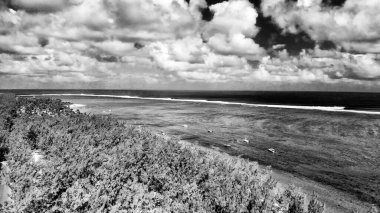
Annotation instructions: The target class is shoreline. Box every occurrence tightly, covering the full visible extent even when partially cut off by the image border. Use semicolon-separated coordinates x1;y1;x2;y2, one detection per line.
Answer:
1;96;326;212
176;139;373;212
67;97;378;211
64;96;379;210
24;93;380;115
270;166;372;212
1;96;376;212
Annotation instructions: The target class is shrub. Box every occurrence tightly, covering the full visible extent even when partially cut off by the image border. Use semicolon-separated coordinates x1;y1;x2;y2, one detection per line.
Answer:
307;194;324;213
0;97;324;212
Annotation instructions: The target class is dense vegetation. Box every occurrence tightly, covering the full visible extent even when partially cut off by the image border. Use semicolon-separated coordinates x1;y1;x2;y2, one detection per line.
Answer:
0;95;327;212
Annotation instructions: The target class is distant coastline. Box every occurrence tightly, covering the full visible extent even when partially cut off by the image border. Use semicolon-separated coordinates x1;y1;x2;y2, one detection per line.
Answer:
21;93;380;115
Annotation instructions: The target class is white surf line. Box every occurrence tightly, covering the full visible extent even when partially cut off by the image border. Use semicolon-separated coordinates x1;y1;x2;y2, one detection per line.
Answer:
20;93;380;115
69;104;86;108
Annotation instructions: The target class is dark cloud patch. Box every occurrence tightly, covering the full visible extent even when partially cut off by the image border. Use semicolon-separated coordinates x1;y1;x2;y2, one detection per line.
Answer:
284;0;297;3
198;0;316;56
134;42;144;49
193;0;227;21
0;47;18;55
0;71;19;76
185;0;214;21
254;31;278;54
204;0;228;6
0;30;11;36
199;6;214;21
199;0;317;55
95;55;120;63
318;40;336;50
116;35;157;43
38;37;49;47
254;15;315;55
13;55;27;61
248;0;262;9
8;0;80;13
248;60;260;69
322;0;346;7
0;0;11;10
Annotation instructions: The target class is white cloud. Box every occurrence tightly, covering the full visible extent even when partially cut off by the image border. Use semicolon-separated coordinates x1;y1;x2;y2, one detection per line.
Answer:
261;0;380;53
148;35;253;82
1;0;380;90
256;46;380;83
148;36;207;72
1;0;265;86
104;0;205;41
206;0;258;36
0;32;43;54
341;54;380;80
207;33;265;59
204;0;265;59
92;40;135;56
62;0;112;31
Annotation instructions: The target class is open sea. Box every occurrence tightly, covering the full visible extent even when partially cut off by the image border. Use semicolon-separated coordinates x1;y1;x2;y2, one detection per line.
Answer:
3;89;380;208
5;89;380;113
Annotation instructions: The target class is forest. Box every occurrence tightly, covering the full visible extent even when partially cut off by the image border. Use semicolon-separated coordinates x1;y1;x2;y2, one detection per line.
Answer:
0;94;326;212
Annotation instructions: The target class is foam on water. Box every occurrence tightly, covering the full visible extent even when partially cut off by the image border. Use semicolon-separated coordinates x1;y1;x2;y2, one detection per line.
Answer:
69;103;86;109
21;93;380;115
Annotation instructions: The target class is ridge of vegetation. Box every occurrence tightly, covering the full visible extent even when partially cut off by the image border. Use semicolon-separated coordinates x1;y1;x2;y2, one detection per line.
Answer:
0;95;327;212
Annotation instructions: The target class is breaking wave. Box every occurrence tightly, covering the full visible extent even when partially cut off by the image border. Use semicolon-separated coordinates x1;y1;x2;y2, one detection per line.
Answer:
69;104;86;109
21;93;380;115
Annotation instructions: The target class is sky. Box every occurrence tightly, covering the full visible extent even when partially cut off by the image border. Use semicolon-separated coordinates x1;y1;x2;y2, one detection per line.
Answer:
1;0;380;91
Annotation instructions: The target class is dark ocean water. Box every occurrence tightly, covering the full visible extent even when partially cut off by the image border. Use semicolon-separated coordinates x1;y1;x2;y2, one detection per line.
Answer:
3;89;380;112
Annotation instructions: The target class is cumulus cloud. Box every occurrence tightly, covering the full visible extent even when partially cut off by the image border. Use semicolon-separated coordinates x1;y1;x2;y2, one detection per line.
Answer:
92;40;136;56
5;0;206;44
148;36;206;72
61;0;112;31
256;46;380;83
148;35;254;82
0;0;210;84
261;0;380;53
0;32;43;54
1;0;380;90
104;0;205;41
204;0;265;59
1;0;263;86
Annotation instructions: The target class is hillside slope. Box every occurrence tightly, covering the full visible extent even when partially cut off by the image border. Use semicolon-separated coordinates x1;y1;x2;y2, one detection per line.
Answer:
0;96;326;212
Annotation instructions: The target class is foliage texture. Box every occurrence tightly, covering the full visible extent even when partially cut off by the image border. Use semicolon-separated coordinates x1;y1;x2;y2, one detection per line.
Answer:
0;96;325;212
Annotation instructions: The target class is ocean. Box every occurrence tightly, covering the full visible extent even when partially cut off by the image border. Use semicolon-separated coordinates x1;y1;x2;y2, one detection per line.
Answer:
3;89;380;206
5;89;380;114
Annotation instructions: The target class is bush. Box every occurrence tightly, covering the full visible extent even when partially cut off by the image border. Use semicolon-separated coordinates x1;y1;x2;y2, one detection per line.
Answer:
307;194;324;213
0;97;324;212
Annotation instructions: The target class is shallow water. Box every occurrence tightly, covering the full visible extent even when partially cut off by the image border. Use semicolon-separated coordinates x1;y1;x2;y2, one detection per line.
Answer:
58;96;380;206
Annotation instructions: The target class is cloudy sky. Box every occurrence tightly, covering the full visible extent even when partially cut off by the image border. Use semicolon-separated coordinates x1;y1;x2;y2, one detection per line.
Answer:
1;0;380;91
